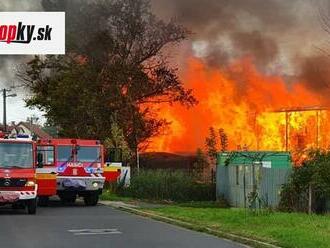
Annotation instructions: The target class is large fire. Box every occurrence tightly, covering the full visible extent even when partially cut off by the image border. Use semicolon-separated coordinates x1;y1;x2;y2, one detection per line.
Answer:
147;57;330;161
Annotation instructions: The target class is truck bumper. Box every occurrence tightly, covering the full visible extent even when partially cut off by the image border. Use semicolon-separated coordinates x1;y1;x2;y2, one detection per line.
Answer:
57;176;105;191
0;185;38;203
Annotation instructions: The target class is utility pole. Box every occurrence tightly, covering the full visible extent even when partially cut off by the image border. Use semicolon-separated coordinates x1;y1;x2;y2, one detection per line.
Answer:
136;147;140;174
285;112;289;151
2;88;17;133
3;89;6;132
316;110;320;148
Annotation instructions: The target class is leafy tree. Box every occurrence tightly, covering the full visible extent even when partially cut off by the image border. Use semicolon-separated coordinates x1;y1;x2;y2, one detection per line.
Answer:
279;149;330;213
219;128;228;152
205;127;218;165
104;121;132;162
19;0;196;160
42;123;59;138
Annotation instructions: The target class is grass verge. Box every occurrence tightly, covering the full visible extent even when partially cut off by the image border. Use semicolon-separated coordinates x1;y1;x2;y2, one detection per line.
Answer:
142;205;330;248
100;190;133;202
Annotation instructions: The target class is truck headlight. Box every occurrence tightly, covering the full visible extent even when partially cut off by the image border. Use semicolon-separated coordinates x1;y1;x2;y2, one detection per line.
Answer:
92;182;99;188
25;181;36;187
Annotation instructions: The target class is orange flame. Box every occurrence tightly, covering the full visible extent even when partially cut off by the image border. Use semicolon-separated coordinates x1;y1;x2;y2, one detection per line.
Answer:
147;57;330;160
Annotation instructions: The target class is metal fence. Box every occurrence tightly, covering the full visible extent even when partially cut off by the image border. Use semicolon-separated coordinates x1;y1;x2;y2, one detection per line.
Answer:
216;165;291;208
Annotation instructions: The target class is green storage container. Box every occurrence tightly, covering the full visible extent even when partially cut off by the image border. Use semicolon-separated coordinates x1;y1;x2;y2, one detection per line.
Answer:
216;151;292;208
217;151;292;168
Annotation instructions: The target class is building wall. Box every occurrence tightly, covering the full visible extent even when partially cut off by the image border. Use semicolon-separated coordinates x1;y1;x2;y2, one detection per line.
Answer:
217;165;291;208
216;151;292;208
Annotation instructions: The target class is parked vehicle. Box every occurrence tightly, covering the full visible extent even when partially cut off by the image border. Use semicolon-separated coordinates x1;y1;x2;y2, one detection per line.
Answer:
103;148;130;187
0;134;37;214
36;139;105;206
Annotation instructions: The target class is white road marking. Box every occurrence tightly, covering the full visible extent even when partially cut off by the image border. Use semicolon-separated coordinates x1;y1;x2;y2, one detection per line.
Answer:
73;231;122;236
68;228;122;236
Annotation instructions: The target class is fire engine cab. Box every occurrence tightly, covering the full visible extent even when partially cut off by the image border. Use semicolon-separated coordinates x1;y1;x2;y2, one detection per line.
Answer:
36;139;105;206
0;134;37;214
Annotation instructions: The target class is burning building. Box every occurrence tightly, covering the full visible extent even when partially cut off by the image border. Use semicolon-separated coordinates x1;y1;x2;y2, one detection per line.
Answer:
145;0;330;163
146;57;330;164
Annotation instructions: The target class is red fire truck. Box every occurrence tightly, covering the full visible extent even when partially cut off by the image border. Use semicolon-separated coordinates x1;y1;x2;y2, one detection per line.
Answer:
0;134;37;214
36;139;105;206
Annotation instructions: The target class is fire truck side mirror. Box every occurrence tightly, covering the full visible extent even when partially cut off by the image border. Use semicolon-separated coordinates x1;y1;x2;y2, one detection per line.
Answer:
37;153;44;168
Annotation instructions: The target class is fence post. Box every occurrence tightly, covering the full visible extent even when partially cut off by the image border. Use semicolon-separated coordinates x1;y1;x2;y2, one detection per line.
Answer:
243;170;246;209
308;183;312;214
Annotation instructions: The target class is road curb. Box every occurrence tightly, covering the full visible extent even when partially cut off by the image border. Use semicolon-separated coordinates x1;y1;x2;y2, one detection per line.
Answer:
105;203;282;248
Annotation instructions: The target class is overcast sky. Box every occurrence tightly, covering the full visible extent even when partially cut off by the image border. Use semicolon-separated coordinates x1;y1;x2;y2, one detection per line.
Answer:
0;0;44;125
0;88;45;125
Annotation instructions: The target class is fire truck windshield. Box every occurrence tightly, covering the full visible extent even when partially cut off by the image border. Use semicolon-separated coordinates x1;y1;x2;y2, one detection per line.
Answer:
77;147;101;162
57;145;101;163
57;146;73;161
0;143;33;168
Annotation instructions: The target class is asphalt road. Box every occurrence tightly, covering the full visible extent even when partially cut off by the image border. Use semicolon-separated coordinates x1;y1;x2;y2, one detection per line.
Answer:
0;201;245;248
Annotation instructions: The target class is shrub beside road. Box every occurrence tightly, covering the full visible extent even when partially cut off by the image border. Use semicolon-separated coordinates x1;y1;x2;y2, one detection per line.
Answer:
104;169;215;202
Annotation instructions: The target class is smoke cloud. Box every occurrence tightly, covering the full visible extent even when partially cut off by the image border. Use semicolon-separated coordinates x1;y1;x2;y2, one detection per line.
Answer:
0;0;41;88
300;55;330;97
0;0;329;101
151;0;330;102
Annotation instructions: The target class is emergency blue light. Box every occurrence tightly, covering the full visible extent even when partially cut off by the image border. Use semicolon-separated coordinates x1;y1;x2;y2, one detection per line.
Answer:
17;134;30;138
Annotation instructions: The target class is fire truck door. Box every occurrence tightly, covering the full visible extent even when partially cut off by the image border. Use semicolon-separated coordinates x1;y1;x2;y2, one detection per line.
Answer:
36;146;57;196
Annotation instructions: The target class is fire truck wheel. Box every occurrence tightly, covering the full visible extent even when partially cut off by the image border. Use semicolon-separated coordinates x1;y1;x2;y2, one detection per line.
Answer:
38;196;49;207
84;193;99;206
27;199;37;215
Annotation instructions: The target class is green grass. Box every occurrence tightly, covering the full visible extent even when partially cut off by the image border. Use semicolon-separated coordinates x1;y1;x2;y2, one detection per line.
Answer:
145;205;330;248
100;190;133;202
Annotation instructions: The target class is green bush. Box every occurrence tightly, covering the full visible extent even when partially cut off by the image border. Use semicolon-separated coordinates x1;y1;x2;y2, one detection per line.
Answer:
279;149;330;213
119;169;215;202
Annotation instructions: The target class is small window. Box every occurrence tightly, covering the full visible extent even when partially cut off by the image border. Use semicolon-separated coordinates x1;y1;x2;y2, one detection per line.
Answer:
37;145;54;165
236;166;239;185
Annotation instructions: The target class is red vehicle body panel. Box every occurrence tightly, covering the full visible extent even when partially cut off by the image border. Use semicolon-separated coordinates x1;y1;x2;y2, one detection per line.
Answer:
104;170;121;182
0;168;35;179
103;164;121;183
36;171;57;196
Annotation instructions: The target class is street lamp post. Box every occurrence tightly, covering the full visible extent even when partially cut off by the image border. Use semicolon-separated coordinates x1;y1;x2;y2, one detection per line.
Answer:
2;88;17;133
